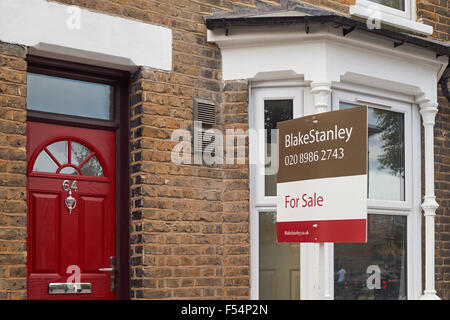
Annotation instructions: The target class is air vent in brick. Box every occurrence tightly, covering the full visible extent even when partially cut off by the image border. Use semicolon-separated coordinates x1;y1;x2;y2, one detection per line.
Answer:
193;98;216;154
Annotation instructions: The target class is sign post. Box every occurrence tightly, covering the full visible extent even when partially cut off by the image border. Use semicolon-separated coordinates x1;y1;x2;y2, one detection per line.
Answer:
277;106;368;243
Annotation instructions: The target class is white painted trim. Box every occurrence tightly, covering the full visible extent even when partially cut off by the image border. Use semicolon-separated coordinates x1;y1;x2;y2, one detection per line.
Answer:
251;78;309;89
0;0;172;71
208;27;439;67
332;81;416;104
252;86;304;208
418;101;440;300
411;103;423;299
350;0;433;36
208;25;447;103
300;243;320;299
309;81;333;301
249;85;305;300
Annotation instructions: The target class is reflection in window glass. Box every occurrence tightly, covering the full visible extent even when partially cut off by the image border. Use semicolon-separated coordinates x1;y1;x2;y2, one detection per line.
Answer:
259;212;300;300
33;150;58;173
264;100;293;197
27;73;114;120
340;103;405;201
59;166;79;175
46;141;68;165
368;0;405;10
80;155;104;177
334;215;407;300
71;142;92;166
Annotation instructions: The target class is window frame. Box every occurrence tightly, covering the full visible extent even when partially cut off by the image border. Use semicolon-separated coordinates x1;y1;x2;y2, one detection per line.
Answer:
331;90;413;210
354;0;413;20
249;82;305;300
249;81;422;300
330;88;422;300
349;0;433;36
30;138;107;180
26;55;124;130
251;85;304;208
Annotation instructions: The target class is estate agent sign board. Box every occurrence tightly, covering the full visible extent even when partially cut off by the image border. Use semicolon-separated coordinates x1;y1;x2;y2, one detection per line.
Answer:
277;107;368;243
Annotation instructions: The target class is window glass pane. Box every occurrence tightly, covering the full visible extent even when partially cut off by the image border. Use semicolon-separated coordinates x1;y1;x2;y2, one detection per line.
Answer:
27;73;114;120
33;150;58;173
264;100;293;197
368;0;405;10
259;211;300;299
46;141;68;165
334;215;407;300
81;155;104;177
60;166;79;175
340;103;405;201
71;142;92;166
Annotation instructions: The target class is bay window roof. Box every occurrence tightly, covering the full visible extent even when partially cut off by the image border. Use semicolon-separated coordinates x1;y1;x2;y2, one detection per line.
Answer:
205;0;448;104
204;0;449;57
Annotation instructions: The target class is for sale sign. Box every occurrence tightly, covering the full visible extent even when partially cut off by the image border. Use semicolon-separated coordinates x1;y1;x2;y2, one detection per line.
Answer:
277;106;368;243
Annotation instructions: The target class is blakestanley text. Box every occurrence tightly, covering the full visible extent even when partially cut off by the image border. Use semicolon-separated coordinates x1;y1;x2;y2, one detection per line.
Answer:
285;125;353;148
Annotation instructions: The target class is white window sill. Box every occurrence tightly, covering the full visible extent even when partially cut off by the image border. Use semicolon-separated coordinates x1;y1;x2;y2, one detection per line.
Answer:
350;4;433;36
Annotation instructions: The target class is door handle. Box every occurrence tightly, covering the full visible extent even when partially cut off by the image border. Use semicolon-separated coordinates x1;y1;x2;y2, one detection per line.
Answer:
98;256;115;292
98;268;113;272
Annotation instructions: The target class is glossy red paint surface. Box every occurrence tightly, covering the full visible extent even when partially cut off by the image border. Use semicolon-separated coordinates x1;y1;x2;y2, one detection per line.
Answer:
27;121;116;300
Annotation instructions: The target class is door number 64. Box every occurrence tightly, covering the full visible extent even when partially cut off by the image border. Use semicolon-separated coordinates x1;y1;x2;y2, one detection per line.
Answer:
62;180;78;192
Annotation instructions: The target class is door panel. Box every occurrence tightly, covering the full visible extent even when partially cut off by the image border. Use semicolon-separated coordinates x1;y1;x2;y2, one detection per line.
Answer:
80;196;107;272
27;122;115;300
32;193;59;273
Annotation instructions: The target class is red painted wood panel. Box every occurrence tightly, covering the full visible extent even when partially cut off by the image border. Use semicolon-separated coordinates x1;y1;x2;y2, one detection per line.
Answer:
32;193;59;273
81;196;105;272
27;121;116;300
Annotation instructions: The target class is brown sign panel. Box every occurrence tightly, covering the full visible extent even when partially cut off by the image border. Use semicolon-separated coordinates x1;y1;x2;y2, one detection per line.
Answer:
277;106;368;183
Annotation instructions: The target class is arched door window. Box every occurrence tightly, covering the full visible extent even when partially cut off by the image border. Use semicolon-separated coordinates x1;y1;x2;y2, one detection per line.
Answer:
32;139;104;177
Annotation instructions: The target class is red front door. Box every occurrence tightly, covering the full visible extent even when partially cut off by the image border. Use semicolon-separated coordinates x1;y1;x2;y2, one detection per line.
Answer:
27;121;116;300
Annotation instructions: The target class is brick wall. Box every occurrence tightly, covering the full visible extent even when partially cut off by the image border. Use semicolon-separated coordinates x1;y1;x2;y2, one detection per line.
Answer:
112;0;254;300
435;87;450;299
128;64;228;299
0;42;27;300
0;0;446;300
128;74;250;299
221;80;250;299
417;0;449;41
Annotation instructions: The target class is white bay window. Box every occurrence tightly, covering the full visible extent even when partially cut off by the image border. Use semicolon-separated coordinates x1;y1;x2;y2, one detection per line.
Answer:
207;5;447;300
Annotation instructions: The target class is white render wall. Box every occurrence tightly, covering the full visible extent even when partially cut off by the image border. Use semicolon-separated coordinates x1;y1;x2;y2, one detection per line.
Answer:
0;0;172;71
